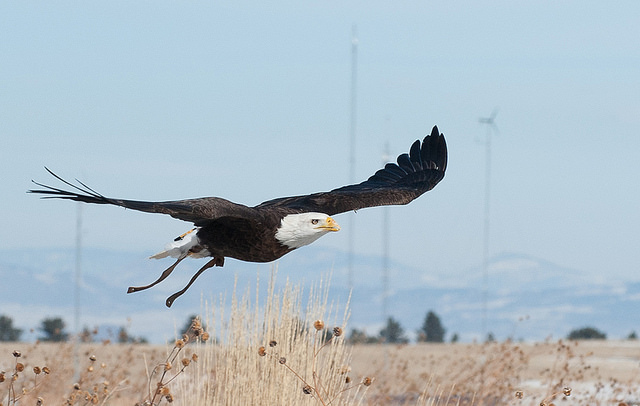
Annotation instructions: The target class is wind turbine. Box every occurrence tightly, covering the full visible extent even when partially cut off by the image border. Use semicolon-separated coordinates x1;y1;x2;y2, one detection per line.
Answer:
479;108;499;131
478;108;499;340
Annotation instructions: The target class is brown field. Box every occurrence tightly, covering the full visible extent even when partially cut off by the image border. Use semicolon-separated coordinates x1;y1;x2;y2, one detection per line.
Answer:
1;340;638;405
2;280;638;405
351;340;640;405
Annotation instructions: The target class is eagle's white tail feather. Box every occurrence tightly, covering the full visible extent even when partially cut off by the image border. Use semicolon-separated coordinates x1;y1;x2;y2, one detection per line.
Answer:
150;228;206;259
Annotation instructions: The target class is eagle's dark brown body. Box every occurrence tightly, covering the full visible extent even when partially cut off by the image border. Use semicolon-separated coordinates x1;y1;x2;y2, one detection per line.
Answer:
197;212;293;263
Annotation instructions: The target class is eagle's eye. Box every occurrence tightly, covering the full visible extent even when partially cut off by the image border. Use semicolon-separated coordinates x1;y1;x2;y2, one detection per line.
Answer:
311;219;319;225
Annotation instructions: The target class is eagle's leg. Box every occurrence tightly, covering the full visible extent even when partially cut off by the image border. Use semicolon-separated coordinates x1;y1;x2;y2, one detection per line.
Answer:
127;255;187;294
165;256;224;308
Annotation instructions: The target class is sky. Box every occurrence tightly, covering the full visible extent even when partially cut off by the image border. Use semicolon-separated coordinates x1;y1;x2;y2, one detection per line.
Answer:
2;1;640;310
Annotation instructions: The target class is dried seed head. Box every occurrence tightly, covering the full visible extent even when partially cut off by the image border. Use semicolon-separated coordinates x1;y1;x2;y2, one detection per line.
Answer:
313;320;325;331
279;357;286;365
302;384;313;395
182;334;190;343
345;376;351;384
175;339;185;349
201;331;210;341
73;383;81;390
33;366;42;375
164;362;172;371
16;362;25;372
269;340;277;347
165;394;174;403
258;346;267;356
43;366;51;374
89;354;97;362
36;396;44;406
191;353;198;362
333;327;343;337
0;372;5;383
87;365;94;372
563;387;572;396
12;350;21;357
191;318;202;330
515;390;524;399
181;358;191;367
160;386;170;396
362;376;372;386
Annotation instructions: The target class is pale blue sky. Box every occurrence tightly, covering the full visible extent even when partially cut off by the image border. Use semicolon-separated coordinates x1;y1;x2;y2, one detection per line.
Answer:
2;1;639;290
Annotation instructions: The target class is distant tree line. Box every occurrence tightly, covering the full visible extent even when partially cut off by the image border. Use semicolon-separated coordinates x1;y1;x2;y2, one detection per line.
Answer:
0;314;147;343
346;313;637;345
567;326;607;340
348;311;452;345
0;315;22;341
1;312;636;344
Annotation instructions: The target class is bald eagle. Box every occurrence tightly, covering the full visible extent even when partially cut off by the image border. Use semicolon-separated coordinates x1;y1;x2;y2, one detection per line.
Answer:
30;126;447;307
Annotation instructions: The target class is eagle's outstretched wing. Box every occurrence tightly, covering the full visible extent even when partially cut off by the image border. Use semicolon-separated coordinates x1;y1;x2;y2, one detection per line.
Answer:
256;125;447;215
30;125;446;222
29;168;262;226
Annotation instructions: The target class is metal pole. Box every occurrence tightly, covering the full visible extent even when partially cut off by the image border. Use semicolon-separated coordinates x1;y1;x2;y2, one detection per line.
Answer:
478;110;497;341
481;125;491;339
73;202;83;382
348;25;358;290
382;143;391;322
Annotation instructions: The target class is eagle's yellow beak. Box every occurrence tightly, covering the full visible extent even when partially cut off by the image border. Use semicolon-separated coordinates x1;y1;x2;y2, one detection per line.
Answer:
319;217;340;232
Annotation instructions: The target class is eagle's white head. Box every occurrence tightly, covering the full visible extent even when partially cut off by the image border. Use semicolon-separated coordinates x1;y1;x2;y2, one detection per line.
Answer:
275;212;341;249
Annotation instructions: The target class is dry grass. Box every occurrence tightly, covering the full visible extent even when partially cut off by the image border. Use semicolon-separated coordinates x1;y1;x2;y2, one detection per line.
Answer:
173;273;367;405
0;340;166;405
349;339;640;405
1;273;639;405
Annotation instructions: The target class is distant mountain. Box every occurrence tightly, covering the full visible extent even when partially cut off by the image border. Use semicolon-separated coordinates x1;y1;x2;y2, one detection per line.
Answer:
1;247;637;343
343;251;638;342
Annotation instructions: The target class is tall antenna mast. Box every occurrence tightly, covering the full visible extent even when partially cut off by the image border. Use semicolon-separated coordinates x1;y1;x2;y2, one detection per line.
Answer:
478;108;499;339
348;25;358;290
73;202;83;381
381;143;391;322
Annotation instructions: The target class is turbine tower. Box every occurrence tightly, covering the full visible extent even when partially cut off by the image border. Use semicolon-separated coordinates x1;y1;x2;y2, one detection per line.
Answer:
347;25;358;290
478;108;499;339
381;143;392;323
